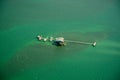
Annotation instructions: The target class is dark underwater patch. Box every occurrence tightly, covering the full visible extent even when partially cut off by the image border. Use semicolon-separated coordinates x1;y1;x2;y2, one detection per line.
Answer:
0;31;107;79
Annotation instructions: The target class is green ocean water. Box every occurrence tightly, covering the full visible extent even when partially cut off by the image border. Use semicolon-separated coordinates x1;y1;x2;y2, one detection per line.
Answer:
0;0;120;80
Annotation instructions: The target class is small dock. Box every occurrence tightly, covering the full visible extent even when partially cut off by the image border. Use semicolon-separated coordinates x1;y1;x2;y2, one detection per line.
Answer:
37;35;96;47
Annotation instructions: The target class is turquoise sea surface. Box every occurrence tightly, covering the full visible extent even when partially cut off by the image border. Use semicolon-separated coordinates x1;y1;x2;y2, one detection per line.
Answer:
0;0;120;80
